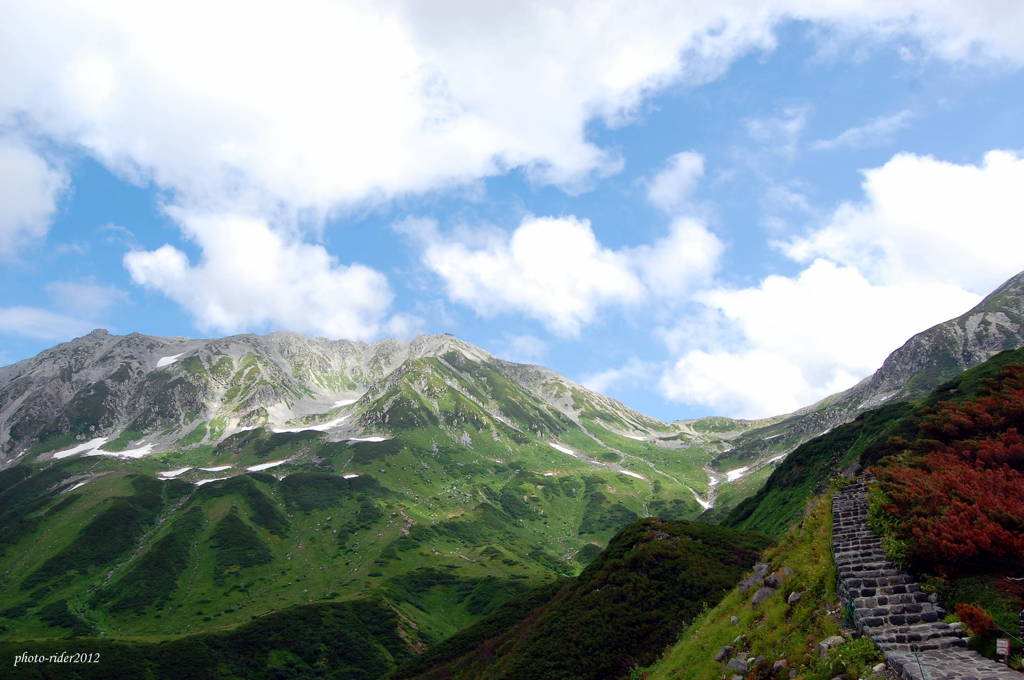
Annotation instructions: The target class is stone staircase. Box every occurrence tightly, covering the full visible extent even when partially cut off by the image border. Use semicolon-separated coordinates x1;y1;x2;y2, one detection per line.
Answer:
832;481;1022;680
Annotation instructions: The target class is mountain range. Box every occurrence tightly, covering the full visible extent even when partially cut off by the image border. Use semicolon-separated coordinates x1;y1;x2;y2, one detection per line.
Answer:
1;269;1023;679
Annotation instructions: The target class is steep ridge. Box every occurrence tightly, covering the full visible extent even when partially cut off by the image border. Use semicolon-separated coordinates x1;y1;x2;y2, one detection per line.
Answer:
713;270;1024;473
0;331;677;464
725;346;1024;535
833;481;1021;680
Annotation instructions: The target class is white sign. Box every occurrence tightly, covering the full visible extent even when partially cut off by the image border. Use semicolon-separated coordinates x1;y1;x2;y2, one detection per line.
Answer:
996;638;1010;657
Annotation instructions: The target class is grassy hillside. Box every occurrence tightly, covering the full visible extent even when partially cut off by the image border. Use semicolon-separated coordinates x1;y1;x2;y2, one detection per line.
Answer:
643;494;885;680
2;598;415;680
391;518;771;680
717;349;1024;668
0;416;719;655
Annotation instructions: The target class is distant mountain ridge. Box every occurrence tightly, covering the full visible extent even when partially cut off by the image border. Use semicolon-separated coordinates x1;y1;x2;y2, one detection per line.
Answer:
0;327;733;648
711;269;1024;473
0;330;666;463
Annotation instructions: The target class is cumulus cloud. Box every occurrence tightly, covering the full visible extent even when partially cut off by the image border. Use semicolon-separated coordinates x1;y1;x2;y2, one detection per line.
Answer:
786;150;1024;292
3;2;1024;340
629;218;724;298
660;260;980;417
0;135;68;256
661;149;1024;418
124;211;394;340
0;306;94;341
811;110;913;151
0;2;779;214
647;152;705;213
408;215;644;337
404;215;722;337
2;3;1019;213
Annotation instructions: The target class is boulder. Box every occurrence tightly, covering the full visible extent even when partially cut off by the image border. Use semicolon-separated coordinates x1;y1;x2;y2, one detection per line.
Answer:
818;635;845;658
725;657;748;673
787;590;803;605
739;563;771;593
715;646;734;662
730;615;739;625
765;567;794;589
752;586;776;605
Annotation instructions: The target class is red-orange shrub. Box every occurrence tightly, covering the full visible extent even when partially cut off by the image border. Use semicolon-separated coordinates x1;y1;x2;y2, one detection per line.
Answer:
955;603;997;638
872;363;1024;575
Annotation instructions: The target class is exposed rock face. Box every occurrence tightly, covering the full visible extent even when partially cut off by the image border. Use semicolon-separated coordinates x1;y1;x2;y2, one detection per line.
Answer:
0;331;664;462
715;270;1024;470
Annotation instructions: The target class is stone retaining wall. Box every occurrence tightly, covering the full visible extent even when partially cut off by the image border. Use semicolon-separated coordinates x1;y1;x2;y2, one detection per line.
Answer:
832;481;1021;680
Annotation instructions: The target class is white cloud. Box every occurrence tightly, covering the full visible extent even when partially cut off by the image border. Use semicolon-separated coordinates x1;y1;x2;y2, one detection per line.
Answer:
0;135;68;256
0;306;95;341
124;211;394;340
0;2;779;216
582;357;654;394
405;215;722;337
812;110;913;151
647;152;705;214
660;260;979;417
786;150;1024;293
662;149;1024;417
2;2;1024;341
2;3;1020;214
628;218;724;298
46;279;127;316
410;215;644;337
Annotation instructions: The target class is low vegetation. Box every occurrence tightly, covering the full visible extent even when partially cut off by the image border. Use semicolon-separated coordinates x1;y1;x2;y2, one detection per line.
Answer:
393;518;771;680
642;494;886;680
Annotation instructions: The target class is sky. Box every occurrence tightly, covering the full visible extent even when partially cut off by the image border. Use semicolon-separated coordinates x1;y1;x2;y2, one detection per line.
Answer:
2;2;1024;422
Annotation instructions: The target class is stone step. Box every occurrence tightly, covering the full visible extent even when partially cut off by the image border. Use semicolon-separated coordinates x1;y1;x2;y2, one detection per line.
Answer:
869;623;966;649
833;531;880;541
852;591;932;608
836;549;888;565
838;563;904;579
830;480;1019;679
833;540;884;551
886;650;1024;680
854;606;944;628
877;637;966;653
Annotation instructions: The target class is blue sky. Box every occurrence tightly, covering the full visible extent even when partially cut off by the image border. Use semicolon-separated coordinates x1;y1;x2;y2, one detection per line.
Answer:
2;3;1024;421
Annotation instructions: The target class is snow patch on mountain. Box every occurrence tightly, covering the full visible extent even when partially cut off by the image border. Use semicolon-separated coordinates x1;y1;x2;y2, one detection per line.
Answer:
88;443;156;459
726;466;749;482
247;459;290;471
52;437;108;459
549;442;576;456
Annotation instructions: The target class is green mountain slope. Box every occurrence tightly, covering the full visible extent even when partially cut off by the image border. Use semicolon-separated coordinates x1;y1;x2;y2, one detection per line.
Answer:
3;598;416;680
724;347;1024;535
391;517;770;680
642;493;883;680
0;335;754;680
